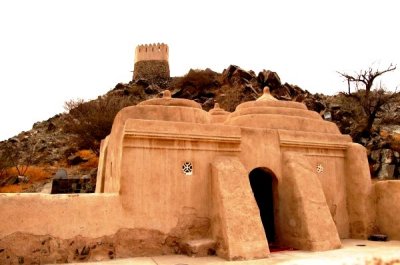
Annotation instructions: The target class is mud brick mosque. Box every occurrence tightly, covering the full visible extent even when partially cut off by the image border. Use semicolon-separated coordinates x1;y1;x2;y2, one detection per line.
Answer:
1;43;400;263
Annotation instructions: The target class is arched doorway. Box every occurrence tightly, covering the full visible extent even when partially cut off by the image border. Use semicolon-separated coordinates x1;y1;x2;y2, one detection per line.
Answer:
249;168;277;243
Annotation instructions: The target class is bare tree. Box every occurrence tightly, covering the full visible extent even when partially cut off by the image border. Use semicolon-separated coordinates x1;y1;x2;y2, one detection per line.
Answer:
338;64;396;95
2;140;38;177
337;64;399;139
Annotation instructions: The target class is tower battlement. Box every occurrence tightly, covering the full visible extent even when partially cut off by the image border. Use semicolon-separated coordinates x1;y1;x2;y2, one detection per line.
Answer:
134;43;169;63
133;43;170;80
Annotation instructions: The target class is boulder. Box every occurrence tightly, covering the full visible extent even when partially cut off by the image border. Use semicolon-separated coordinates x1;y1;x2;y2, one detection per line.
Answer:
371;163;381;176
67;154;89;165
1;175;18;186
381;149;394;164
378;164;395;180
144;84;160;94
54;169;68;179
222;65;255;85
323;111;332;121
370;150;381;162
201;98;215;111
257;70;281;90
47;122;56;132
232;68;254;82
17;175;29;183
222;65;239;80
271;85;291;100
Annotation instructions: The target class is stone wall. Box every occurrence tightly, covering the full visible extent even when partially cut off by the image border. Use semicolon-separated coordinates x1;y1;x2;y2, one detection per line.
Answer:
133;60;170;80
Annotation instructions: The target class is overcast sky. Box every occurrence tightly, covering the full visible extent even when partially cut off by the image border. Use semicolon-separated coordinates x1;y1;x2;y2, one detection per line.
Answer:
0;0;399;141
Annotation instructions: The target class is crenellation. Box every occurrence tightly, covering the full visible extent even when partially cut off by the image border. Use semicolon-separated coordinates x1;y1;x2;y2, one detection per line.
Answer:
134;43;169;63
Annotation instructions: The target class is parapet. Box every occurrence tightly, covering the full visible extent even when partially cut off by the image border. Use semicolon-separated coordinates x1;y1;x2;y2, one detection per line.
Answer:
134;43;169;63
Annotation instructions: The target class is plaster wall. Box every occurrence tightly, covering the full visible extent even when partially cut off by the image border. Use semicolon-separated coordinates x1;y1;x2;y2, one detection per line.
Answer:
211;156;268;260
226;102;353;241
99;103;210;193
279;141;350;238
134;43;169;63
345;143;375;238
0;193;123;239
374;180;400;240
279;152;341;250
1;89;394;261
118;119;241;234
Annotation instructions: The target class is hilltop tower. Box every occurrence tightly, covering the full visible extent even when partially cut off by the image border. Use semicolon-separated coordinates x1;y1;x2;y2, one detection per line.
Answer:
133;43;170;80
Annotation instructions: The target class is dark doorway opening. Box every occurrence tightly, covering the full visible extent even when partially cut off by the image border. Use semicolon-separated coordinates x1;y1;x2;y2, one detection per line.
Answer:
249;168;276;243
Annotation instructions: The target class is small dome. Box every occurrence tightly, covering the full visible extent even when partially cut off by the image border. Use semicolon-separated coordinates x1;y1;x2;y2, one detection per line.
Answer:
225;89;340;134
209;103;230;116
256;87;278;102
120;90;210;124
138;90;201;109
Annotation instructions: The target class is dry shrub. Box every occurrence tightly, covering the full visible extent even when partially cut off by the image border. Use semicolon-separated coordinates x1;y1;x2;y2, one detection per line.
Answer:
63;95;139;152
80;156;99;170
0;166;51;193
216;85;255;112
176;69;221;91
7;166;50;182
77;149;99;169
0;183;30;193
76;149;96;160
388;133;400;152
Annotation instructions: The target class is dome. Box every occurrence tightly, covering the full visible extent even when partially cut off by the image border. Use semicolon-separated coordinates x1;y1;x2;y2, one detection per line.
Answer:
119;90;210;124
224;87;340;134
137;90;201;109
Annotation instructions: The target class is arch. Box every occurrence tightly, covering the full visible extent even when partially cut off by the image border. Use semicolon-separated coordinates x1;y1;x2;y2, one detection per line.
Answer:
249;167;278;244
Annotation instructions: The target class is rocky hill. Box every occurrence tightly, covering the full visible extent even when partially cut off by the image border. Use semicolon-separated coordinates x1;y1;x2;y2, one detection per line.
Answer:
1;65;399;192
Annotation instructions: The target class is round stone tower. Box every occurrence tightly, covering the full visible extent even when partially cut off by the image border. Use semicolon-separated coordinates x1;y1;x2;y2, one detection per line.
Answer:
133;43;170;81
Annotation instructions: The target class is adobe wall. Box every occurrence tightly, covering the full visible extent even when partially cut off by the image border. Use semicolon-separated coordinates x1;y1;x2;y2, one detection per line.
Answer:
2;91;397;262
374;180;400;239
345;143;376;238
237;127;352;242
119;119;241;233
0;193;123;239
226;99;354;241
0;192;219;263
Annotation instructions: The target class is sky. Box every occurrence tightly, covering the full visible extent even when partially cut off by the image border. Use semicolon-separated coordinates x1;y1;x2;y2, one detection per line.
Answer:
0;0;399;141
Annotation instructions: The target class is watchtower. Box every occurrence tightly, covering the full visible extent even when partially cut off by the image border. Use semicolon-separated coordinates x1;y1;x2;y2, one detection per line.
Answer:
133;43;170;80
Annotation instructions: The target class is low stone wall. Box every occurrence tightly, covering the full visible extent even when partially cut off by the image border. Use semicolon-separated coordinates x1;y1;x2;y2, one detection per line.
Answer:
374;180;400;240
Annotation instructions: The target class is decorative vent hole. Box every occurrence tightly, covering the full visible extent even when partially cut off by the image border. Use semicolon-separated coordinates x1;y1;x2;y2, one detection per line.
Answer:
316;164;324;174
182;162;193;176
